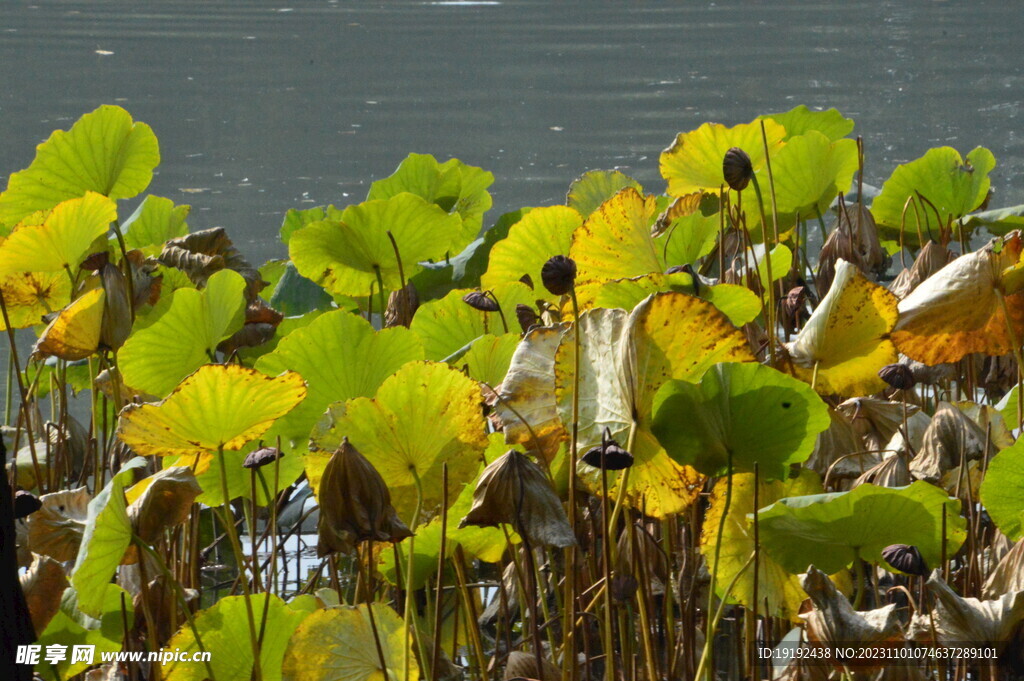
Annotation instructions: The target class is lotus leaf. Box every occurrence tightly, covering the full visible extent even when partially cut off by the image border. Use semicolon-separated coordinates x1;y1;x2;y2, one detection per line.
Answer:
279;204;343;245
0;268;71;330
460;333;521;387
702;470;824;620
0;105;158;228
0;192;117;275
659;119;786;198
19;553;67;636
125;466;202;544
979;438;1024;541
570;188;663;284
32;288;105;361
117;364;306;457
892;233;1024;365
652;362;829;480
118;268;248;397
255;309;423;449
27;487;91;562
308;361;488;525
71;457;147;617
282;604;417;681
870;146;996;242
480;205;581;300
759;105;855;141
661;205;720;267
757;481;966;575
121;195;190;253
566;169;643;217
367;152;493;254
34;586;132;681
767;131;858;218
164;594;311;681
787;259;899;395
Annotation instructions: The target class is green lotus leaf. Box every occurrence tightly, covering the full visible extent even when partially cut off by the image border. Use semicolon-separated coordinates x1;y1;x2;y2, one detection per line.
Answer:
652;362;829;479
480;205;581;301
117;364;307;458
964;202;1024;236
460;333;521;387
0;192;117;275
121;195;190;253
701;469;824;620
566;169;643;217
759;105;855;142
546;293;754;516
769;132;858;217
119;268;248;397
255;309;424;449
164;594;311;681
379;433;518;589
757;481;967;574
570;187;666;284
308;361;488;526
979;438;1024;540
269;262;334;317
282;604;417;681
176;445;306;507
290;193;463;298
70;457;147;618
410;282;533;361
279;204;343;245
754;243;793;290
659;119;786;198
368;153;494;254
0;105;159;228
870;146;996;242
661;206;720;266
35;586;132;681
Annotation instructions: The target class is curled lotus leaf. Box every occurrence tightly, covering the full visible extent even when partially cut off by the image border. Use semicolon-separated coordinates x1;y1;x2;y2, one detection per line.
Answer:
892;232;1024;365
281;604;417;681
0;105;158;229
125;466;202;545
787;259;899;395
909;571;1024;654
32;288;106;361
159;226;265;299
27;486;92;562
20;553;68;636
117;364;307;457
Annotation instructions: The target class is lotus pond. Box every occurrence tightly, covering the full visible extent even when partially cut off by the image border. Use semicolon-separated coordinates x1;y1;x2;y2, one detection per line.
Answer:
5;104;1024;681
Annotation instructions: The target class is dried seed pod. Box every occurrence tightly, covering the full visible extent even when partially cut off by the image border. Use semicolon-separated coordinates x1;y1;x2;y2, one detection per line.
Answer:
581;427;634;471
243;446;283;469
878;363;915;391
610;574;639;602
881;543;928;576
463;290;500;312
316;437;412;556
13;490;42;519
99;262;133;351
539;255;577;296
460;449;575;548
385;282;419;328
515;304;540;334
503;651;561;681
722;147;754;191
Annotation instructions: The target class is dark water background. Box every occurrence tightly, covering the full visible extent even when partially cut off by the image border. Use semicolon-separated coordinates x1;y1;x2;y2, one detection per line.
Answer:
2;0;1023;267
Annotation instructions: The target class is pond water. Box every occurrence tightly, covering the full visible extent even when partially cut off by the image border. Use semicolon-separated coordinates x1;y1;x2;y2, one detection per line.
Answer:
2;0;1023;267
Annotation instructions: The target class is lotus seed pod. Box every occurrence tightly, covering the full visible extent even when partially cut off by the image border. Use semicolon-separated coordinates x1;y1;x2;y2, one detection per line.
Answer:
242;446;283;470
540;255;577;296
581;429;634;471
13;490;41;519
881;543;928;576
99;262;133;351
462;290;500;312
878;363;916;391
722;147;754;191
515;303;540;334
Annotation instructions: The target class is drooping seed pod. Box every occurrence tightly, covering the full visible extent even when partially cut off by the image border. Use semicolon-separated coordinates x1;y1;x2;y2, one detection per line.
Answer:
723;147;754;191
463;290;500;312
540;255;577;296
243;446;284;469
515;304;540;334
13;490;42;519
878;363;916;391
316;437;412;556
385;281;419;328
581;427;634;471
460;449;575;548
881;543;928;576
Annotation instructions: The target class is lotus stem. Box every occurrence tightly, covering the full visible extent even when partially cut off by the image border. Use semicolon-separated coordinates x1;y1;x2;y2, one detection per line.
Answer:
430;463;449;681
404;467;427;681
563;285;583;681
697;448;734;681
373;265;387;331
386;230;407;290
216;444;262;681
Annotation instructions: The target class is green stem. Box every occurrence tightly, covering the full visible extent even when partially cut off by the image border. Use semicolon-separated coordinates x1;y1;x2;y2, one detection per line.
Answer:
697;449;734;681
373;265;388;331
564;286;583;681
404;468;427;681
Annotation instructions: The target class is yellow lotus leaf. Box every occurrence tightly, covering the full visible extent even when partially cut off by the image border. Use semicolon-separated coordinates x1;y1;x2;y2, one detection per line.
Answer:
282;604;417;681
27;487;92;562
787;259;898;395
117;364;307;456
0;268;71;330
32;288;106;361
0;192;117;275
308;361;488;526
701;469;825;620
892;233;1024;365
481;205;581;301
547;293;753;516
659;119;786;197
569;187;663;284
